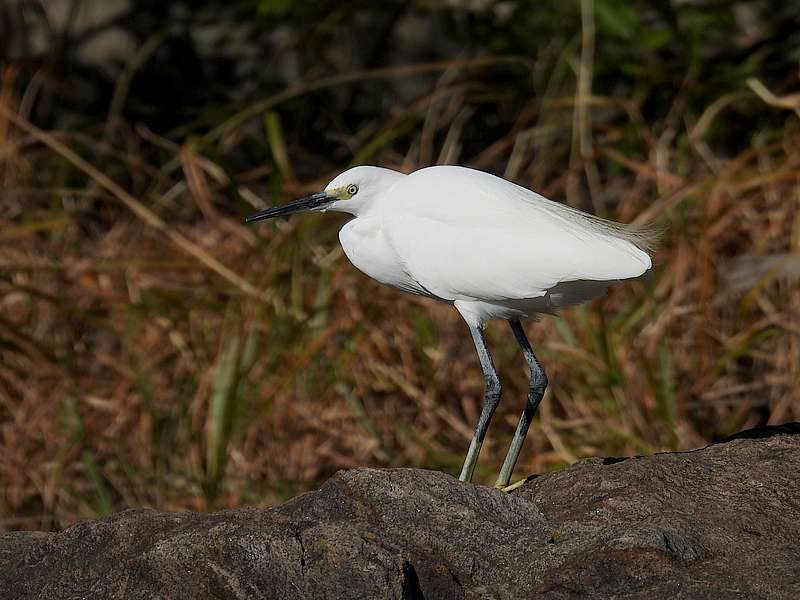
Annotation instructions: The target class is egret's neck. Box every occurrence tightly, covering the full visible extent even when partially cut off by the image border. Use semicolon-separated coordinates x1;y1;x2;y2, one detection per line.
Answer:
329;189;394;217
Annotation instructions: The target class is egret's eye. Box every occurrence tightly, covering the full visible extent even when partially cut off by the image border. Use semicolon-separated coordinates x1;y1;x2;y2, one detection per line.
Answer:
347;184;359;196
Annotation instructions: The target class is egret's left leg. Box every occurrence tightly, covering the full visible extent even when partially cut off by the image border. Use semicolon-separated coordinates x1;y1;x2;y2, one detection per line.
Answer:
495;319;548;488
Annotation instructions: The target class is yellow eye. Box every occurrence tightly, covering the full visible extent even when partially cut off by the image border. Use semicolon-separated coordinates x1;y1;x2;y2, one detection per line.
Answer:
347;184;359;196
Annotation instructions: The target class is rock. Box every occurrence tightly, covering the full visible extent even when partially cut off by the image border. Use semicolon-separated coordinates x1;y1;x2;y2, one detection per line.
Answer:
1;423;799;599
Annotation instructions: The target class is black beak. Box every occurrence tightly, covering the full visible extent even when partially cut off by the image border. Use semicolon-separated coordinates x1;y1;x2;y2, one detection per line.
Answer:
245;192;333;223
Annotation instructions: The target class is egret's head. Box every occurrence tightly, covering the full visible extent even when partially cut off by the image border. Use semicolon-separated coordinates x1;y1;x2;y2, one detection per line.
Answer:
246;166;404;223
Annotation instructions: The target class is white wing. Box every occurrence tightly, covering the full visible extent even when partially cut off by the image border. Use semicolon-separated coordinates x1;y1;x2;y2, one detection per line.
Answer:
381;166;653;302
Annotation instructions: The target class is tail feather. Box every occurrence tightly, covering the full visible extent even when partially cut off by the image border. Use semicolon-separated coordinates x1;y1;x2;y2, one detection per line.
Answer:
619;219;665;252
525;188;665;253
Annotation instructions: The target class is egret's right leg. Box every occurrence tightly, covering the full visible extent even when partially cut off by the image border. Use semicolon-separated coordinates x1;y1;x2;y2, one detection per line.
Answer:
495;319;548;488
459;323;502;482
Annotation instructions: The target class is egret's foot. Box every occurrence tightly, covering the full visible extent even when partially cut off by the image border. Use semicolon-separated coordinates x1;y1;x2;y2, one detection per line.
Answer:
496;475;535;493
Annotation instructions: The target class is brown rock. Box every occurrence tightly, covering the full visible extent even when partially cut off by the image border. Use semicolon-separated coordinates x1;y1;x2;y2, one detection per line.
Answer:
1;423;798;599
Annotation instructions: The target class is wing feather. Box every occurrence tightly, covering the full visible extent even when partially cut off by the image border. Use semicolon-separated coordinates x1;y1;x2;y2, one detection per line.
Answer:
381;166;653;302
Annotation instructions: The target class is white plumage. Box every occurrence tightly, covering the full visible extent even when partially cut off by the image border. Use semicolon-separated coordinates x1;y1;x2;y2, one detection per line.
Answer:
248;164;658;488
332;165;654;326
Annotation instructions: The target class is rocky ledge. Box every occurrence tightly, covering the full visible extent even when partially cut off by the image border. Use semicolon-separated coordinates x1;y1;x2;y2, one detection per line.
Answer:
1;424;799;599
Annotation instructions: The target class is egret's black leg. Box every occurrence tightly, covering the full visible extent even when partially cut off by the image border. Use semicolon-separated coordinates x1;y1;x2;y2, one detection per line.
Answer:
496;319;548;488
459;323;503;482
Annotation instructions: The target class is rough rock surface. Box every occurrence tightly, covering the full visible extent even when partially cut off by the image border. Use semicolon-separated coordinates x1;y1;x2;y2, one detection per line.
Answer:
1;424;799;599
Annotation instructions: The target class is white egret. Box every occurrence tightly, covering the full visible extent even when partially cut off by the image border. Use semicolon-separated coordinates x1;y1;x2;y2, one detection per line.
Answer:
247;165;657;488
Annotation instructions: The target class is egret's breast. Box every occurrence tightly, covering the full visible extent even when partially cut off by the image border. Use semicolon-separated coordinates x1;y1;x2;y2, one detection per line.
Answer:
338;217;428;296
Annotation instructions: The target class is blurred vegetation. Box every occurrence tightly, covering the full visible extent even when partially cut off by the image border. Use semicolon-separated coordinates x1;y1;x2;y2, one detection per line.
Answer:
1;0;798;530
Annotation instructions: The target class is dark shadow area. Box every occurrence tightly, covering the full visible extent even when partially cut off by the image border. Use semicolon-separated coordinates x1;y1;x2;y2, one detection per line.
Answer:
597;423;799;465
602;456;630;465
720;422;800;443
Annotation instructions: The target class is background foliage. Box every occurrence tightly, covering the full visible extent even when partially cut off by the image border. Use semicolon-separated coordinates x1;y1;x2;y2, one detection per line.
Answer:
1;0;798;530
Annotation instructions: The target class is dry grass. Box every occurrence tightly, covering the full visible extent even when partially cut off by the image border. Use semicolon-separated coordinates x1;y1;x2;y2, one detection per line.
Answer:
1;61;798;531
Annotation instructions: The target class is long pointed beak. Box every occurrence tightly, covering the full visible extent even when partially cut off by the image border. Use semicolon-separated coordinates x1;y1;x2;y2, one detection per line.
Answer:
245;192;333;223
